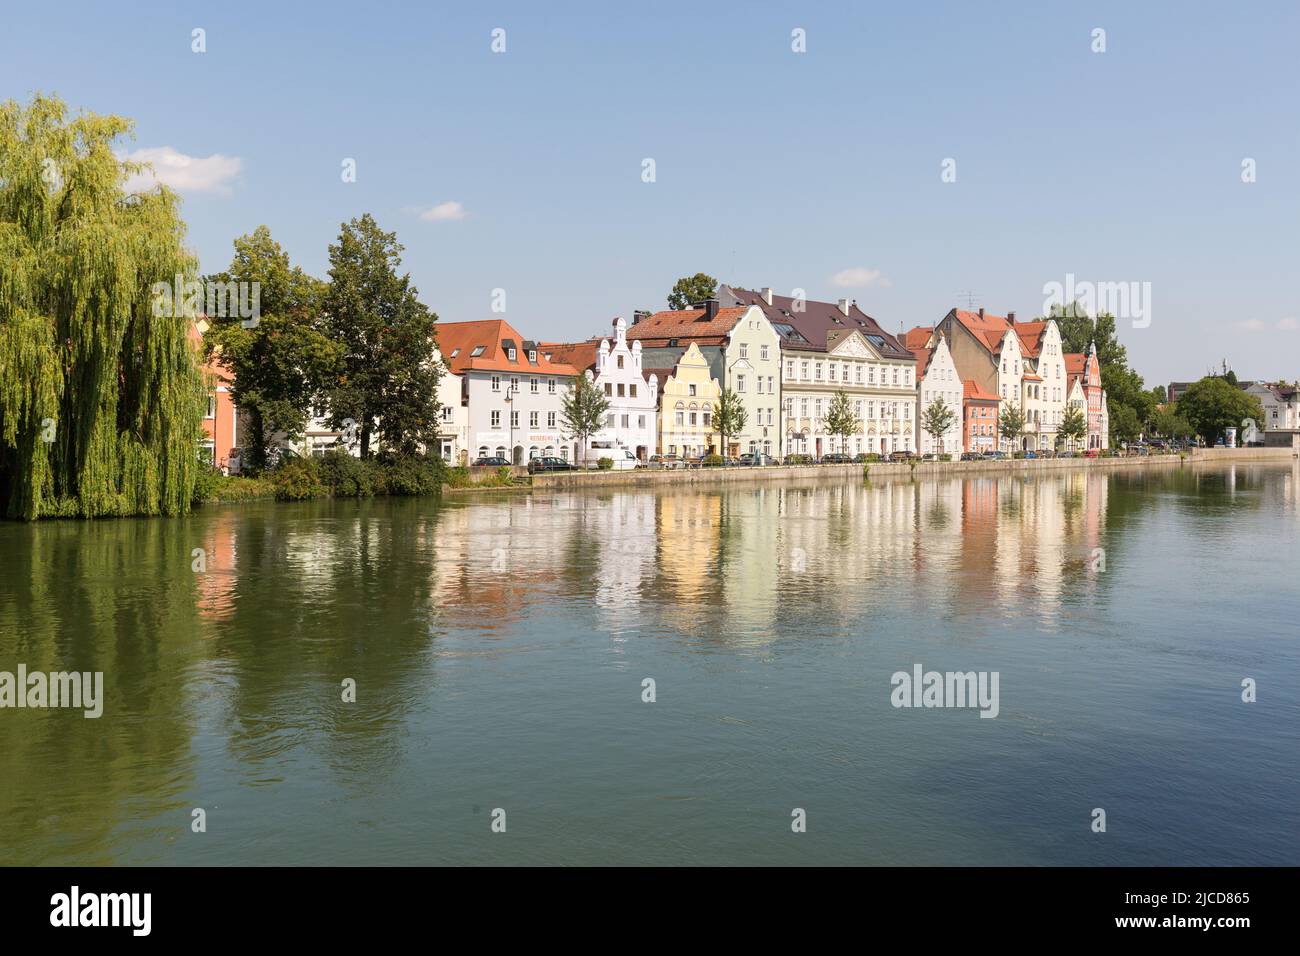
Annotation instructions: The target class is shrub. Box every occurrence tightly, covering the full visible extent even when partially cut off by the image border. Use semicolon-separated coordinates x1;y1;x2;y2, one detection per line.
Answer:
703;454;723;467
383;455;444;496
940;454;953;462
597;457;614;470
272;458;326;500
863;453;882;463
319;449;378;497
191;465;222;504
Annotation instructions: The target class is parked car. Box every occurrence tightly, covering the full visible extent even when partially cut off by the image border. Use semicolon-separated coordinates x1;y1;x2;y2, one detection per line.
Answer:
920;453;942;462
983;451;1007;461
648;454;684;469
888;451;916;463
1056;449;1074;458
1084;448;1100;458
474;456;511;467
738;453;778;467
960;452;982;462
527;456;576;473
819;453;854;465
589;447;641;470
1023;450;1038;459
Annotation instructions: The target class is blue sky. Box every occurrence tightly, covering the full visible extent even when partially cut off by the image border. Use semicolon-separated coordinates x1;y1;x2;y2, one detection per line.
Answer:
4;1;1297;384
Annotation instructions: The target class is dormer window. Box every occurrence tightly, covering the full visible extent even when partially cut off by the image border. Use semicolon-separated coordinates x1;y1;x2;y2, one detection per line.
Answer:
507;347;517;361
528;350;537;363
470;346;485;357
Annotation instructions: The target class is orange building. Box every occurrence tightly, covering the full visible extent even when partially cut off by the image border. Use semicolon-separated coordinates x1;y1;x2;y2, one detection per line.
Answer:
190;319;240;473
962;379;999;453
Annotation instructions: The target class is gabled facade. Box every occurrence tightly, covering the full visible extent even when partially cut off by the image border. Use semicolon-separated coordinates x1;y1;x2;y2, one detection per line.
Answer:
544;317;659;460
1065;343;1107;449
626;302;780;457
647;342;722;457
718;286;916;456
962;380;999;453
914;334;963;455
1245;382;1300;432
438;319;579;464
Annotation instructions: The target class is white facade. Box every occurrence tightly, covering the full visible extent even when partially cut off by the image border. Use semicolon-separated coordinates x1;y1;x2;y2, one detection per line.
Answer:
435;347;469;464
1246;382;1300;432
584;318;659;461
915;336;963;455
466;368;573;463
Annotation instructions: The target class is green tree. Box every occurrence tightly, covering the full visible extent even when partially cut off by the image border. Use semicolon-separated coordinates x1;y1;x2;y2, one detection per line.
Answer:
1150;405;1192;440
204;227;339;471
0;94;207;519
667;272;718;311
998;404;1026;452
1058;406;1087;451
713;387;748;457
1109;403;1141;445
824;390;861;454
1150;384;1168;404
1176;377;1264;444
322;214;440;459
559;373;608;467
921;396;957;453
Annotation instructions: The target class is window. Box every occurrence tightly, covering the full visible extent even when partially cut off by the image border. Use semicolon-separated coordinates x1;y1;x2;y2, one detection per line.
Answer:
760;345;769;361
621;414;629;428
800;399;808;417
530;378;539;393
689;384;697;396
491;376;500;392
815;363;823;381
676;411;685;426
205;394;216;419
801;361;809;380
786;360;794;379
855;365;863;384
442;406;453;422
548;412;556;428
496;446;506;458
605;383;613;396
617;355;624;369
451;348;461;358
617;383;625;398
638;415;645;428
507;347;517;361
737;375;746;392
703;412;711;427
471;345;485;357
548;379;556;393
629;384;637;398
511;411;519;428
768;376;774;394
689;412;697;425
491;410;501;427
740;344;748;359
530;411;539;428
528;350;537;363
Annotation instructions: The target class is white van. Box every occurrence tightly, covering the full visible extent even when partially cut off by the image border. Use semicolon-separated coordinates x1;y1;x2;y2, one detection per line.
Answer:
588;443;642;470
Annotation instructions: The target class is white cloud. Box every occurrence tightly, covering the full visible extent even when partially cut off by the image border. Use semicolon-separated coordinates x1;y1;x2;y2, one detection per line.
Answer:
830;267;891;289
1234;317;1296;333
120;146;242;196
418;201;466;222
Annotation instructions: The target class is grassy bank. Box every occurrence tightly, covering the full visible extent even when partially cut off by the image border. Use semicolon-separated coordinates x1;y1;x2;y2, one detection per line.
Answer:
192;451;456;506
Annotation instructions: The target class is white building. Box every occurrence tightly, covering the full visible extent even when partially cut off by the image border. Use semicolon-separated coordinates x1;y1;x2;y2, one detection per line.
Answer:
434;345;469;464
543;318;659;461
437;319;579;464
1245;382;1300;433
912;334;963;455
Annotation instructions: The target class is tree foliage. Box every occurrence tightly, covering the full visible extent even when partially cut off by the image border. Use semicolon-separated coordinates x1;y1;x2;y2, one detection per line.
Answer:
203;227;338;471
713;387;747;455
322;214;440;458
1058;406;1087;450
824;390;861;453
1176;377;1264;444
559;372;608;466
998;404;1026;448
921;396;957;451
667;272;718;311
0;94;206;518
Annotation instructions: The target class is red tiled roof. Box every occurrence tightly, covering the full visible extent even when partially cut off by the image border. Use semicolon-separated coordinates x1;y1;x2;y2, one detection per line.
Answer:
910;346;934;379
436;319;579;376
904;326;933;350
963;379;999;402
1064;352;1086;377
623;306;748;347
1013;320;1048;357
722;286;914;361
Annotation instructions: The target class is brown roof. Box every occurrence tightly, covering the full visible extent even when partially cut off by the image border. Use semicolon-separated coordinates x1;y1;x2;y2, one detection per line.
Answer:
721;286;913;361
436;320;579;376
540;339;601;374
1013;320;1048;357
623;306;748;347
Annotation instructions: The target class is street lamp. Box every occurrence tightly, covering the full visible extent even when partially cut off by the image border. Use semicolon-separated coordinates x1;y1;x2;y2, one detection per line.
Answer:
505;383;518;464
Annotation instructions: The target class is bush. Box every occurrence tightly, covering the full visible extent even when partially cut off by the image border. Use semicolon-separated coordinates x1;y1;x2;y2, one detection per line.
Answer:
272;458;327;500
191;465;222;505
597;457;614;470
863;453;882;463
786;454;812;465
319;449;379;497
940;454;953;462
383;455;445;496
703;454;723;467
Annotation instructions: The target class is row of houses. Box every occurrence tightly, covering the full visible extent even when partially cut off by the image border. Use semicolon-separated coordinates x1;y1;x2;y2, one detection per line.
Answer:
196;288;1113;469
428;287;1110;465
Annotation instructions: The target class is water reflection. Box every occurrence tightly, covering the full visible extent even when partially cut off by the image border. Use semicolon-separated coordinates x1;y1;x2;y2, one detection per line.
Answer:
0;462;1290;864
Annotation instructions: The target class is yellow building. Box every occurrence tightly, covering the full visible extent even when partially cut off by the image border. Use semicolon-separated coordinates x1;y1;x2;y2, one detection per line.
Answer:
648;342;723;456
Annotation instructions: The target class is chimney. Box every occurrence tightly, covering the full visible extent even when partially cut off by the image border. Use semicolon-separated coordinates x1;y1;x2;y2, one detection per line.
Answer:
761;287;773;306
837;298;850;316
698;299;719;321
978;307;985;320
1007;311;1016;324
632;309;650;325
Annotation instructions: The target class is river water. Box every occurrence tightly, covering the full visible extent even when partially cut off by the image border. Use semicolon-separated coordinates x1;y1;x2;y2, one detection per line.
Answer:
1;462;1296;865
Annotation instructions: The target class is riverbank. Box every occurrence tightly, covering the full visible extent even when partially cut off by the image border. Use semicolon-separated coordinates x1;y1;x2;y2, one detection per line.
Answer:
519;446;1298;492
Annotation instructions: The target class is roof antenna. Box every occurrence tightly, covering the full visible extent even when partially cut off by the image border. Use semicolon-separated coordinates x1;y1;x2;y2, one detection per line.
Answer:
957;289;980;309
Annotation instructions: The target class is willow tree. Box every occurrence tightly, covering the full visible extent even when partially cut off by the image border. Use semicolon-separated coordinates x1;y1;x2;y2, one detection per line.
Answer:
0;94;207;519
